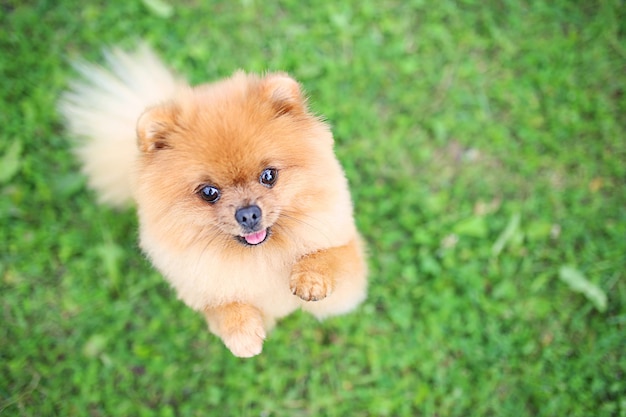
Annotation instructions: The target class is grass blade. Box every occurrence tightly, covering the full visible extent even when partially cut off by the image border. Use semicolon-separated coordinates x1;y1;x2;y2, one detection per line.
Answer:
559;265;608;312
491;212;521;257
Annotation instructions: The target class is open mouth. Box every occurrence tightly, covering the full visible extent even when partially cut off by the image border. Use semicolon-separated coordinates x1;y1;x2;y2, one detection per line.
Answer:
237;228;269;246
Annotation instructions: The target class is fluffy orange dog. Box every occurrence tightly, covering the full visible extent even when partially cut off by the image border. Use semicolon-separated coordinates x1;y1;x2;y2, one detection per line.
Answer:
59;45;367;357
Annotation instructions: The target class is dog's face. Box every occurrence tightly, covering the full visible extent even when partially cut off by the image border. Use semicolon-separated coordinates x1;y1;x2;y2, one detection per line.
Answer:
134;72;339;252
195;165;279;246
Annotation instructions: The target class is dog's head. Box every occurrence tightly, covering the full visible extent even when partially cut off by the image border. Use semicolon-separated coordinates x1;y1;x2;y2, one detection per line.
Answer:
134;72;342;253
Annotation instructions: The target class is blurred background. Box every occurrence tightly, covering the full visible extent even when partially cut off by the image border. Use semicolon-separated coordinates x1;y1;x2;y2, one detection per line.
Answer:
1;1;624;416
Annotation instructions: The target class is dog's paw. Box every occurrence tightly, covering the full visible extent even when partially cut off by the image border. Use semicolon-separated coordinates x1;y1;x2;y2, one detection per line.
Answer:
290;271;332;302
222;318;266;358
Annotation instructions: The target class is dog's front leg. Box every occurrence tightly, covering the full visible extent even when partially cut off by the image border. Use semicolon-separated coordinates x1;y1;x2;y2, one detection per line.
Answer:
290;237;364;302
204;302;266;358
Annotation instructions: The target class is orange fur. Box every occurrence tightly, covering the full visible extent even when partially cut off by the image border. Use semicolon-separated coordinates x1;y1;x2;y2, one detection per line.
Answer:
59;46;367;357
204;303;267;358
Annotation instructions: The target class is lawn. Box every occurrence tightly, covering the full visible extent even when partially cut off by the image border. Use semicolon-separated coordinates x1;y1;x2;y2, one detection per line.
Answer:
1;0;625;416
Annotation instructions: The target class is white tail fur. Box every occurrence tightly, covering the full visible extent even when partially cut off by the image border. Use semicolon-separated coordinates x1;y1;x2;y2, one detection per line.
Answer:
58;44;184;207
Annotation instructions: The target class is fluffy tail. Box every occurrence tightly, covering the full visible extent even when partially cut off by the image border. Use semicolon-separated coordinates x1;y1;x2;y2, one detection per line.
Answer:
58;44;184;208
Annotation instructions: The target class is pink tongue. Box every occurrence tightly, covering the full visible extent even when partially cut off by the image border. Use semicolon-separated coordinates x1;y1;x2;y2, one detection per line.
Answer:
244;229;267;245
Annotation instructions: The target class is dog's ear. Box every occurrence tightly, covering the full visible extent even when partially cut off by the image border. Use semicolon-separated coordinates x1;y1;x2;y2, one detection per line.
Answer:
137;104;178;152
262;73;307;116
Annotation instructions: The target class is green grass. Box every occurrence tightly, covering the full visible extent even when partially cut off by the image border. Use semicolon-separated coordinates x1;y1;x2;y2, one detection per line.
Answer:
2;0;625;416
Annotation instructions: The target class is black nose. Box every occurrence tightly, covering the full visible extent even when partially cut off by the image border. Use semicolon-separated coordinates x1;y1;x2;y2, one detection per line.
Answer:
235;205;262;230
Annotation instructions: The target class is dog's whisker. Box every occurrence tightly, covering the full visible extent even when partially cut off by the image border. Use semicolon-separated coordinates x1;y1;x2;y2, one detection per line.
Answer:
275;207;333;245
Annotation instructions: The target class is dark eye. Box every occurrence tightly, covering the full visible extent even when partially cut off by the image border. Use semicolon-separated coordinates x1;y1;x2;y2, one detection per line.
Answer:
198;185;221;203
260;168;278;187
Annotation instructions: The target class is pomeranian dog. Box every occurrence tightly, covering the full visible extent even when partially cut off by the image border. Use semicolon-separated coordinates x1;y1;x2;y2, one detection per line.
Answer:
58;45;367;357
